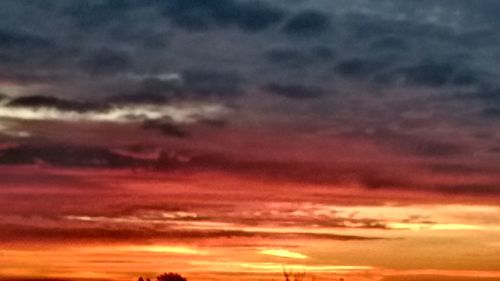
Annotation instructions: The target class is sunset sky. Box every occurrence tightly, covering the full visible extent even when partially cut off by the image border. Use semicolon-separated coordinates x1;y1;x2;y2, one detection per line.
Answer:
1;1;500;281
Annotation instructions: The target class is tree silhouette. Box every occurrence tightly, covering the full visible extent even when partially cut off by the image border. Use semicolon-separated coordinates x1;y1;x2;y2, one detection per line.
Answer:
156;272;187;281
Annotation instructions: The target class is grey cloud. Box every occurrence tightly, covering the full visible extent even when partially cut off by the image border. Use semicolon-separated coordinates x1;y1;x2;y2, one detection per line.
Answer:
480;107;500;119
182;68;244;97
457;88;500;105
334;58;385;79
64;0;141;29
282;10;331;36
79;48;132;76
108;69;244;103
265;48;312;67
0;28;53;50
0;28;67;77
263;83;325;99
393;62;457;87
109;78;180;104
161;0;285;32
264;45;335;67
344;11;454;42
309;45;336;60
370;36;409;52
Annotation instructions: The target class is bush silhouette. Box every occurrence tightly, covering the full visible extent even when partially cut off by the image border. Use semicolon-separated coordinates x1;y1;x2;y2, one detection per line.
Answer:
156;272;187;281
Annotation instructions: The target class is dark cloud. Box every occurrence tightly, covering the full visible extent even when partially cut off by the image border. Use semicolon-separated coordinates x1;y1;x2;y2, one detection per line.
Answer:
0;28;66;77
6;95;105;112
347;128;468;157
0;223;383;243
394;62;456;87
0;143;496;197
370;36;409;52
309;45;336;60
108;69;243;103
142;119;189;138
78;48;131;76
264;48;312;67
368;60;484;89
161;0;285;32
282;10;331;36
426;163;495;175
197;118;228;128
0;72;61;85
489;147;500;154
467;88;500;103
263;83;325;99
108;78;181;104
480;107;500;119
0;144;152;168
0;28;53;50
435;183;500;196
345;12;453;42
182;68;244;97
334;58;383;79
264;45;335;67
358;173;412;190
64;0;141;29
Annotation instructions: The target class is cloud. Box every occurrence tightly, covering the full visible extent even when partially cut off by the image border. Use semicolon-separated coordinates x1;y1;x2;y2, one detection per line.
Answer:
346;128;468;157
78;48;132;76
434;183;500;196
0;222;383;243
370;36;409;52
282;10;331;36
264;45;335;67
263;83;325;99
142;118;189;138
480;107;500;119
393;62;457;87
0;28;53;50
334;58;384;79
0;94;228;123
6;95;105;113
0;144;152;168
425;163;495;175
181;68;244;97
161;0;285;32
264;48;312;67
64;0;141;29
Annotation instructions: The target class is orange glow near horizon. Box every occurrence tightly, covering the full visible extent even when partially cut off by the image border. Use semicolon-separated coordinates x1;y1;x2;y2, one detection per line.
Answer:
1;168;500;281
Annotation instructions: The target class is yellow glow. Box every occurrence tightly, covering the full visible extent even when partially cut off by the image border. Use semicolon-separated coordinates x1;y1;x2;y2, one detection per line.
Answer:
107;245;206;255
190;261;373;273
387;222;483;231
260;249;308;259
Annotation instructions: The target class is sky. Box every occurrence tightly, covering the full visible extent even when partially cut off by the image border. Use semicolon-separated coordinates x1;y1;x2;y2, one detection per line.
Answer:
1;1;500;281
